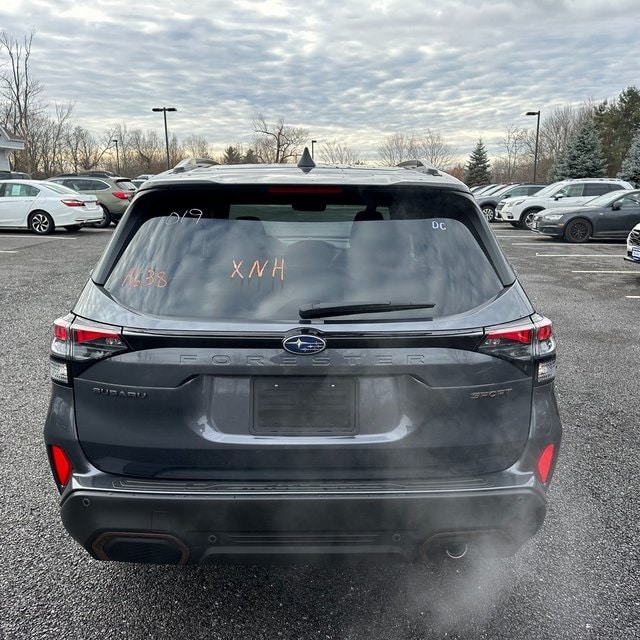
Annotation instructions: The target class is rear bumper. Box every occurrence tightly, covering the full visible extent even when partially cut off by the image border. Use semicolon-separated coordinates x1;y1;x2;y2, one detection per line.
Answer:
60;477;547;564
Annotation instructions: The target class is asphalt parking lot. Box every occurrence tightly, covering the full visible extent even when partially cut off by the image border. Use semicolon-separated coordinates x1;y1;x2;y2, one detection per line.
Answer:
0;223;639;640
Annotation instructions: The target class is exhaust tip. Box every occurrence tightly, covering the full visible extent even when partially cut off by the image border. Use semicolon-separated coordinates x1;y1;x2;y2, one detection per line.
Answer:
445;542;468;560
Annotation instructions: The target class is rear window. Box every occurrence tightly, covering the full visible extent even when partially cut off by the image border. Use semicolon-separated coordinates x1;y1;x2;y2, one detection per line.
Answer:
115;179;137;191
103;188;503;322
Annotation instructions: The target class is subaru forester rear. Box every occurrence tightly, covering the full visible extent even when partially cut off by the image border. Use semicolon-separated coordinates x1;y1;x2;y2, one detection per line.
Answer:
44;153;561;565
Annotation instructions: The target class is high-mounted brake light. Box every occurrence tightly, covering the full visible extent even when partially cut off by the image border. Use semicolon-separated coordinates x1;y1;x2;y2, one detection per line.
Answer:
536;444;556;484
49;445;73;488
267;186;343;194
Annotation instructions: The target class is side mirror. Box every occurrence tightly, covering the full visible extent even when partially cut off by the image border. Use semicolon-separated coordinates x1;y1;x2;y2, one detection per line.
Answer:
612;201;622;210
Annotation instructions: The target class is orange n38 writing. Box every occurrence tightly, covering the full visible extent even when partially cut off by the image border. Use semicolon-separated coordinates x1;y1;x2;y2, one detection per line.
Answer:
122;268;168;288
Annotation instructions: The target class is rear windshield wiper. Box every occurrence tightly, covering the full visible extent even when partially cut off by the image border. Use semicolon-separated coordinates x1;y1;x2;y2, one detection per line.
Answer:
298;301;436;319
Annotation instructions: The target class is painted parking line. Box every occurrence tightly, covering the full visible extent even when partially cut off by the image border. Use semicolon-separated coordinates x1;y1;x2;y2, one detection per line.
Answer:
0;250;17;253
571;270;636;274
626;296;640;299
535;253;625;258
0;235;77;240
510;242;558;246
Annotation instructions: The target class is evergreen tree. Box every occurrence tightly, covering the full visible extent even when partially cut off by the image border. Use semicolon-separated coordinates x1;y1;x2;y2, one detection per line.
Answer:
464;139;491;185
243;148;259;164
550;119;607;179
594;86;640;176
222;146;243;164
618;127;640;186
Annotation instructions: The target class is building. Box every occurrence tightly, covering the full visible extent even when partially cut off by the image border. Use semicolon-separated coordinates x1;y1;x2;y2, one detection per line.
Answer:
0;126;25;172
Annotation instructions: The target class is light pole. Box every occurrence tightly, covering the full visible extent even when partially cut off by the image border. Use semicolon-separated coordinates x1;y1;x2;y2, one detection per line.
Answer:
311;139;317;159
152;107;177;169
112;139;119;174
526;110;541;181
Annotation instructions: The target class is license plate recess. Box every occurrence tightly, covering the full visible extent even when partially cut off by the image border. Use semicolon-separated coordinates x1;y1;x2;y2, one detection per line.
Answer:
252;377;358;436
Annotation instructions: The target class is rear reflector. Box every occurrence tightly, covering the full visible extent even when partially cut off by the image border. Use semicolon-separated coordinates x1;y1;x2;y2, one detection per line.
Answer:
536;444;556;484
49;359;69;384
50;445;72;487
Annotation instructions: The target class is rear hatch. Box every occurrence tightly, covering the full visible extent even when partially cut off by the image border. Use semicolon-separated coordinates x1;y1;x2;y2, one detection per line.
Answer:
62;184;550;481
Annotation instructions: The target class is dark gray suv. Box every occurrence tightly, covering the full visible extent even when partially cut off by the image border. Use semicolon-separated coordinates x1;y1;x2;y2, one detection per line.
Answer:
44;152;561;565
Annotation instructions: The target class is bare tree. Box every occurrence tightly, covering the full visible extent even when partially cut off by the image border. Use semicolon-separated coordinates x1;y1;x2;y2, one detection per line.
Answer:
413;130;457;170
130;128;164;173
320;140;361;164
378;130;456;169
64;125;103;172
377;132;417;166
182;134;210;159
496;125;529;181
251;114;309;163
0;30;47;172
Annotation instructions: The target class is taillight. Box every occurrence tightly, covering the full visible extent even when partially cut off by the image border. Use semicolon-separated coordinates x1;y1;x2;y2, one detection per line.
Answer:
61;198;87;207
536;443;556;484
112;191;132;200
49;445;73;488
50;315;128;384
478;316;556;383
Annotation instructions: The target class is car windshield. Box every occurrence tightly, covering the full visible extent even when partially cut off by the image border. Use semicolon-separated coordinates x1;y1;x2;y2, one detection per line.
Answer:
104;189;503;322
483;184;514;197
529;182;565;198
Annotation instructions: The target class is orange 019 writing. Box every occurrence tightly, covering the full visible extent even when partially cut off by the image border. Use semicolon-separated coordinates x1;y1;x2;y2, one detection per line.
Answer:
122;268;168;288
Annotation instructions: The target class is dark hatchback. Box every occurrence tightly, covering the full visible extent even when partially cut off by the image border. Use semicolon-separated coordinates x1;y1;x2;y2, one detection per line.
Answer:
44;154;561;565
530;189;640;242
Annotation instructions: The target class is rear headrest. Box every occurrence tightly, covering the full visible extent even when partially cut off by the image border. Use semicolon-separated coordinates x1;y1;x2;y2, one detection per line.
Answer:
353;209;384;222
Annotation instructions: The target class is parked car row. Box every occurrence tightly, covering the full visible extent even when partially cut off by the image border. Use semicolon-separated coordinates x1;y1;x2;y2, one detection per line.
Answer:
0;171;158;234
476;183;548;222
0;179;103;234
496;178;633;229
47;174;138;227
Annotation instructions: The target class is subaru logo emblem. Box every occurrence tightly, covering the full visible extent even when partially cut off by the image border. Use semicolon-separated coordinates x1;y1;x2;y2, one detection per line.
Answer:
283;334;327;355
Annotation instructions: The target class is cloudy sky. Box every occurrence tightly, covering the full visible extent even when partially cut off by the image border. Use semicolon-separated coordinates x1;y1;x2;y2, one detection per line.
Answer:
1;0;639;162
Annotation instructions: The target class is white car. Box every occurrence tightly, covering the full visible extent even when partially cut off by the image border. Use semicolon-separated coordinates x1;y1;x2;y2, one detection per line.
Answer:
498;178;634;229
0;179;103;234
625;222;640;265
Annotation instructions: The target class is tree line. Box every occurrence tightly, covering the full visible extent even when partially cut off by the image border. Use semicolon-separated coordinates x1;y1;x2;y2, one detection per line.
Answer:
2;30;640;186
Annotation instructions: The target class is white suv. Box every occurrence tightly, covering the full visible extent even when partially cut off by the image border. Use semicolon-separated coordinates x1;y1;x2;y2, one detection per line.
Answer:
498;178;634;229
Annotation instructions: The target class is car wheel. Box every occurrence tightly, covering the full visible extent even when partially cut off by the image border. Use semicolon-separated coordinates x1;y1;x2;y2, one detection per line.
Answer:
564;218;592;243
481;206;496;223
521;209;542;230
93;205;112;228
64;225;82;232
29;211;54;235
